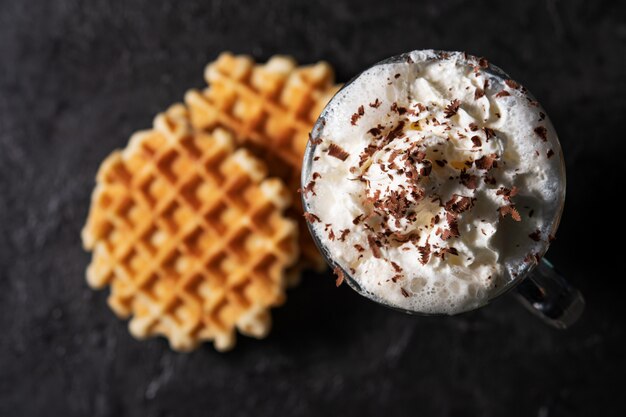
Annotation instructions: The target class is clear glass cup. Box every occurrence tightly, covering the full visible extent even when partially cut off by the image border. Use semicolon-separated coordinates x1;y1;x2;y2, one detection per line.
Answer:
301;50;584;328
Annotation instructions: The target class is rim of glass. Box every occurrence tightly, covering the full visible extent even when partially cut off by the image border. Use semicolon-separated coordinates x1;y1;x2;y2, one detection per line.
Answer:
301;50;566;316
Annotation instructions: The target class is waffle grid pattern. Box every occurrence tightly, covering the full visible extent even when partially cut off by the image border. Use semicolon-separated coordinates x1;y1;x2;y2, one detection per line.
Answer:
185;52;340;270
82;107;298;351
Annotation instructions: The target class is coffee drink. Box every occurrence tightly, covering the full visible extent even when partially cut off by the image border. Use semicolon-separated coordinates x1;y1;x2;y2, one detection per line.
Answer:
302;50;564;314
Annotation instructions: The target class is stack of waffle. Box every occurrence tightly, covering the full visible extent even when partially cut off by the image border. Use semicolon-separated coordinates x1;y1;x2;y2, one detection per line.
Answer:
83;54;339;351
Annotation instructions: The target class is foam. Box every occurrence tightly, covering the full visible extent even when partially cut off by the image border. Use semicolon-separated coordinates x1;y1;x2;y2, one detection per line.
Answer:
303;50;565;314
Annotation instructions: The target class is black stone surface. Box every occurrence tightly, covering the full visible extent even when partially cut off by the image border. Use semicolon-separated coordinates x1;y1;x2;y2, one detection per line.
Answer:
1;1;625;416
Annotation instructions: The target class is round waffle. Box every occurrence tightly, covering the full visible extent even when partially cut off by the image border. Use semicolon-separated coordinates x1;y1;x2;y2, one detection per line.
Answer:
82;105;298;351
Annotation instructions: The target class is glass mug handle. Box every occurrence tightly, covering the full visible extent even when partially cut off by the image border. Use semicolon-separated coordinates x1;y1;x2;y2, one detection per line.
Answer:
514;259;585;329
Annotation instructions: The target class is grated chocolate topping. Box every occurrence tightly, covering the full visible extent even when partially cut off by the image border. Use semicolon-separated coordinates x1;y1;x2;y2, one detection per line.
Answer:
328;143;350;161
444;99;461;118
351;105;365;125
534;126;548;142
333;267;345;287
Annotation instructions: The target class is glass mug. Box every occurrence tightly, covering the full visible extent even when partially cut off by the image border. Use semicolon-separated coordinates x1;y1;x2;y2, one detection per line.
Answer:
301;50;584;328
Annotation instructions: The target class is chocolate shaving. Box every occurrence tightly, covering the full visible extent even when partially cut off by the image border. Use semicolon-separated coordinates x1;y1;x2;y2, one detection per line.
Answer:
400;288;410;298
352;214;364;225
385;120;406;142
390;231;419;243
367;235;382;258
547;149;554;158
495;90;511;98
548;234;556;242
379;189;411;221
534;126;548;142
446;213;459;232
435;160;446;167
303;212;321;223
435;246;459;260
474;88;485;100
338;229;350;242
445;212;460;239
528;229;541;241
388;149;401;165
328;143;350;161
539;112;546;121
444;99;461;118
496;186;519;202
460;171;479;189
354;244;365;252
419;160;432;176
301;180;316;196
368;126;382;136
391;261;403;273
478;57;489;68
328;228;335;241
483;127;495;140
333;267;345;287
418;242;431;265
409;148;425;162
391;102;407;115
471;135;482;148
498;205;521;221
359;144;378;167
445;194;474;214
505;79;520;89
469;122;479;131
369;98;381;108
474;153;497;170
309;133;323;145
350;105;365;126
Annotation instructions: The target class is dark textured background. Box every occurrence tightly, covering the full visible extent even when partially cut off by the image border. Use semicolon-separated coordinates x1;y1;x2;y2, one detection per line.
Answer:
1;0;625;416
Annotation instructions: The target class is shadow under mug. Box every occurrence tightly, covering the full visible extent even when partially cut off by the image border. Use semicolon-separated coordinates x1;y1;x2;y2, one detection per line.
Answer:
301;50;584;328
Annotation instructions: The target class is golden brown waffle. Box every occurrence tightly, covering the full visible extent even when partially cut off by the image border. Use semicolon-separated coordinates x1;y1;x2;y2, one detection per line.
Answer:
82;105;298;352
185;52;340;271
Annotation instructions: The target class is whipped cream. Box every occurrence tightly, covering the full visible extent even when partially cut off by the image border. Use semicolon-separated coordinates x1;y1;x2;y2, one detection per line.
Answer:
302;50;565;314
